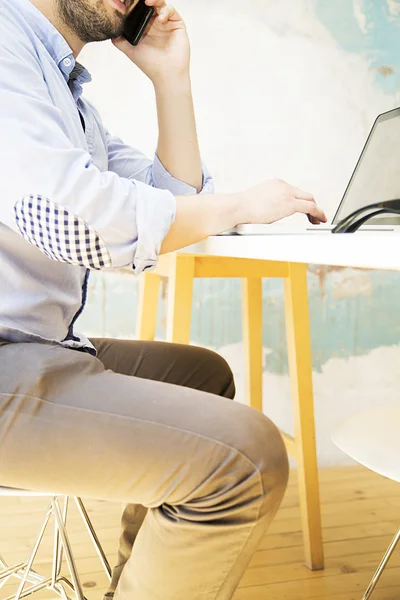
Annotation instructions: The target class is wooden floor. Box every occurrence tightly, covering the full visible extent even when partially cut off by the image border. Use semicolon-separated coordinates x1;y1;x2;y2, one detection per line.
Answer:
0;467;399;600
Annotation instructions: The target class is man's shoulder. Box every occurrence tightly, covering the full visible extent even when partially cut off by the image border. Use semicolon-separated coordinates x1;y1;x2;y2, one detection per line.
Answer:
0;0;37;55
0;0;22;32
0;2;41;73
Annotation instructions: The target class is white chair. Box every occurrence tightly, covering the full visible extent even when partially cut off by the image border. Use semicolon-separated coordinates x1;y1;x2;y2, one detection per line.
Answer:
0;487;112;600
332;406;400;600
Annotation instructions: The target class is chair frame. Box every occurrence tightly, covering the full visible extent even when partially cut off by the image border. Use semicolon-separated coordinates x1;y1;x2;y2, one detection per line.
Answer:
362;528;399;600
0;495;112;600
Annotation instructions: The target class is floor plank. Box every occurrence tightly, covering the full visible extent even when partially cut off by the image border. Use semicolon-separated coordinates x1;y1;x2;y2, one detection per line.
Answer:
0;466;399;599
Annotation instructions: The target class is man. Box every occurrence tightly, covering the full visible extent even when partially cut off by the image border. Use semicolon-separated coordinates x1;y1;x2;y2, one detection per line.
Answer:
0;0;326;598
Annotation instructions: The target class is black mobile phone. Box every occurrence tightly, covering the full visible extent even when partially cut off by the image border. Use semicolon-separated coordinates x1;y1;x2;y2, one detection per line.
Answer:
123;0;154;46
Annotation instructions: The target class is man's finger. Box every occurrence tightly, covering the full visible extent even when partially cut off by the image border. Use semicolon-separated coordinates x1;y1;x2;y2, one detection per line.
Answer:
295;199;327;223
158;5;181;21
145;0;168;12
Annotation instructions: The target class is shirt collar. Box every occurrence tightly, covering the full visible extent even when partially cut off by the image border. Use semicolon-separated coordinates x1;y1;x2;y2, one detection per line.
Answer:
13;0;92;85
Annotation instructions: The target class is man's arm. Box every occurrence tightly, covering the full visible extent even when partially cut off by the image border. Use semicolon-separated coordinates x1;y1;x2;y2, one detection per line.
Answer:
154;75;203;193
162;179;327;255
160;194;238;255
93;107;213;197
4;58;325;273
112;2;204;193
2;18;325;275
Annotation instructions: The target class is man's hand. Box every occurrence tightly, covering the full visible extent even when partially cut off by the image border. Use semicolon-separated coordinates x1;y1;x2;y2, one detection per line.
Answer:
112;0;190;85
160;183;327;256
238;179;327;225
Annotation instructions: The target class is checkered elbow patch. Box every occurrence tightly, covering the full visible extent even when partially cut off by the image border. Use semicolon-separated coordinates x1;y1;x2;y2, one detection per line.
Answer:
14;195;112;270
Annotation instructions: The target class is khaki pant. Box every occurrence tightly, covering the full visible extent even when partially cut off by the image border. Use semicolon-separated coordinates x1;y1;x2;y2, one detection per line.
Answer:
0;338;289;600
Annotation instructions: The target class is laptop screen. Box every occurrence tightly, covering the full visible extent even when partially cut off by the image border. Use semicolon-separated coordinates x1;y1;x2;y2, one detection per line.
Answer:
333;107;400;225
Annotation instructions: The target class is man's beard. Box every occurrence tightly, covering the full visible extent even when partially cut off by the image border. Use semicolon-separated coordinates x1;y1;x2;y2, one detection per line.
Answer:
56;0;126;43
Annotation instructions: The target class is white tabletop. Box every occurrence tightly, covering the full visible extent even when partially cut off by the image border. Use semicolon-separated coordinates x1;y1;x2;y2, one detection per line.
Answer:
183;231;400;271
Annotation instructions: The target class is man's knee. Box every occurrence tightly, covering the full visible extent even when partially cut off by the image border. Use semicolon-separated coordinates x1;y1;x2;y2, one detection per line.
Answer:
195;403;288;509
225;405;289;505
250;411;289;504
192;346;236;399
197;410;288;526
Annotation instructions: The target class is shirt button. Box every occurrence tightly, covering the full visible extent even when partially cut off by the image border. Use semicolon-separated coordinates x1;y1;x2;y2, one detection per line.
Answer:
63;58;72;67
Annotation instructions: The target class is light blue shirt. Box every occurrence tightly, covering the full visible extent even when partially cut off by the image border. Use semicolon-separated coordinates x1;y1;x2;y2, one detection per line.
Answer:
0;0;213;352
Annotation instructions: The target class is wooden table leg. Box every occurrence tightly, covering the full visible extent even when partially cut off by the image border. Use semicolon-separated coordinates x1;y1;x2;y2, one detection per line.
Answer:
136;273;161;341
242;278;263;411
166;254;195;345
284;262;324;570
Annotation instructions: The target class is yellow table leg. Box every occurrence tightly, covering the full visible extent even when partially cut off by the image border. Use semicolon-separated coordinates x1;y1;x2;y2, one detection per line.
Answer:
242;278;263;411
136;273;161;341
166;254;196;344
135;255;323;570
284;262;324;570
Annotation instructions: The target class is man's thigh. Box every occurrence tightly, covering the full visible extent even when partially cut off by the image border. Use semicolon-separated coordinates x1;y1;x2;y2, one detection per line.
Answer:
0;342;276;504
91;338;235;398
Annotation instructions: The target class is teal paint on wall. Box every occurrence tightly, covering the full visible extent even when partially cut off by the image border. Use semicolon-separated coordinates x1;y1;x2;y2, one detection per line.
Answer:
187;271;400;374
314;0;400;95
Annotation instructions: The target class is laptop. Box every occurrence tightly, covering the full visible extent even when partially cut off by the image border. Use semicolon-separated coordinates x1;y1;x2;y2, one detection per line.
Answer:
233;106;400;235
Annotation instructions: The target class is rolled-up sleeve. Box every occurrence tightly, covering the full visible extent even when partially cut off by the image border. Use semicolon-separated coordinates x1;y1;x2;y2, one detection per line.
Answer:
91;107;215;270
152;153;215;196
133;180;176;273
102;124;215;197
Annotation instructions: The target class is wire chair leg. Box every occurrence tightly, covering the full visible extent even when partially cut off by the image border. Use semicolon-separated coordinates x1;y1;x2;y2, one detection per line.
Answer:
1;496;109;600
0;562;25;588
362;528;400;600
4;578;53;600
52;505;62;587
74;497;112;581
51;497;86;600
52;496;69;586
53;580;72;600
14;503;53;600
0;554;13;589
0;554;8;569
58;575;80;597
1;561;49;591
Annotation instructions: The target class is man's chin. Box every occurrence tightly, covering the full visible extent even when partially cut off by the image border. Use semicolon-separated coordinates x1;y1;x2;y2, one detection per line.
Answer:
88;21;124;42
108;26;125;40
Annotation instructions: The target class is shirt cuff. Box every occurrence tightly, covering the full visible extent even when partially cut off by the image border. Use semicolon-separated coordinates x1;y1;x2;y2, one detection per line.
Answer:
133;179;176;274
152;153;215;196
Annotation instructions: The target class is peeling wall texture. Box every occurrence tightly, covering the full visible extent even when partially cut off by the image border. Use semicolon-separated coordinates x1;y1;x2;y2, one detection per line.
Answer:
78;0;400;466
